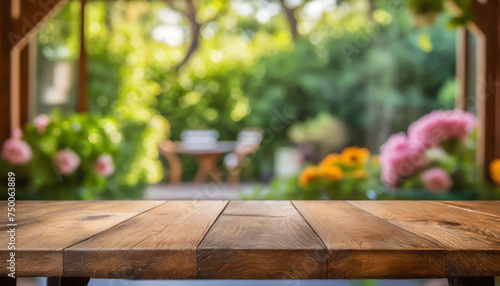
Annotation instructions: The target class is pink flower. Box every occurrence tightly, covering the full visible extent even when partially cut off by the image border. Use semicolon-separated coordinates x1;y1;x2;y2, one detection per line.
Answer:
408;109;476;149
421;168;452;193
94;154;115;178
54;149;80;175
380;133;428;188
34;114;50;134
1;129;32;165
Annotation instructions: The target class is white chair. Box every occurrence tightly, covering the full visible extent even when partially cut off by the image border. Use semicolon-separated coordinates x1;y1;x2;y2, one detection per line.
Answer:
224;128;263;187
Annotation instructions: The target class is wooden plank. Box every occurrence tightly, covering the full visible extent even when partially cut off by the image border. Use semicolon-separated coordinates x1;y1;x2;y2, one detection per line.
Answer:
0;201;164;277
293;201;446;279
65;201;228;279
434;201;500;218
197;201;327;279
348;201;500;277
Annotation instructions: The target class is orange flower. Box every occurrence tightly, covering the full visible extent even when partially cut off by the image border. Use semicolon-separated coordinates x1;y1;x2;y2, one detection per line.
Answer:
320;153;339;168
489;159;500;184
349;169;368;179
299;167;320;187
371;155;380;166
340;147;370;166
319;165;344;181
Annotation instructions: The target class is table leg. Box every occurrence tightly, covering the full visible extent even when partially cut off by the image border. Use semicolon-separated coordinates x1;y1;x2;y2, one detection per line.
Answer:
0;277;16;286
47;277;90;286
159;141;182;186
194;154;222;185
228;165;241;188
448;276;494;286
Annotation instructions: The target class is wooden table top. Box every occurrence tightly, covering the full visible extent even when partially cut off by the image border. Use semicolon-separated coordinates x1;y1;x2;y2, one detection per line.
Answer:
1;200;499;279
174;141;236;154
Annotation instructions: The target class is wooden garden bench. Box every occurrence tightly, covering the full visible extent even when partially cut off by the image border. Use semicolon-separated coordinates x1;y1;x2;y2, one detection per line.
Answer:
1;200;499;286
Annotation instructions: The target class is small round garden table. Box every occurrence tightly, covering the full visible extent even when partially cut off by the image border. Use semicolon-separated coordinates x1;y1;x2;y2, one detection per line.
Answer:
160;140;236;185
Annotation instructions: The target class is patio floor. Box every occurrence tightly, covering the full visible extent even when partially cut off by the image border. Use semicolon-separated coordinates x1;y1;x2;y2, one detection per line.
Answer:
143;182;265;200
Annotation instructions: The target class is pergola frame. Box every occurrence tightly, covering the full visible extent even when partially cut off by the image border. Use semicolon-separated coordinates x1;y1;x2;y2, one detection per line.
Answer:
0;0;499;176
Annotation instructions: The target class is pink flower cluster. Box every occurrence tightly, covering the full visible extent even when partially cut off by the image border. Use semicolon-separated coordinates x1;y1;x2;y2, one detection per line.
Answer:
1;129;32;165
54;149;81;175
94;154;115;178
408;109;476;149
380;133;427;188
2;115;116;179
421;168;452;193
34;114;50;134
51;151;115;177
380;109;476;189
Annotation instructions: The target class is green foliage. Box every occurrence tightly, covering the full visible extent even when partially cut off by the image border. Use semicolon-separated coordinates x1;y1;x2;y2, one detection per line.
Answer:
246;8;456;155
408;0;444;14
407;0;473;28
35;1;170;197
35;0;458;185
288;113;348;157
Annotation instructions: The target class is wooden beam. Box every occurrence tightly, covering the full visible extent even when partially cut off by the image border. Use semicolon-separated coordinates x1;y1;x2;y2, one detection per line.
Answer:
9;0;69;51
77;0;88;113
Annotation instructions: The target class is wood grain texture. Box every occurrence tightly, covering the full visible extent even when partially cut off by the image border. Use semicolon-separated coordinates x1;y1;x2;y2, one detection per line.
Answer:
293;201;446;278
197;201;327;279
0;201;163;277
434;201;500;218
65;201;228;279
348;201;500;277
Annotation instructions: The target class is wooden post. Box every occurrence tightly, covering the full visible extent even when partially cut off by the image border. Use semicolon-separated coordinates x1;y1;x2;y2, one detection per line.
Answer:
0;0;12;143
472;0;499;175
448;276;495;286
0;0;68;143
20;42;31;126
456;28;470;110
77;0;88;113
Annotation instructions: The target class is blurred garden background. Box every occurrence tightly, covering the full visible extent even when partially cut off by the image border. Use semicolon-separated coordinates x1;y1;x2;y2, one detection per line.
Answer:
3;0;500;201
4;1;500;285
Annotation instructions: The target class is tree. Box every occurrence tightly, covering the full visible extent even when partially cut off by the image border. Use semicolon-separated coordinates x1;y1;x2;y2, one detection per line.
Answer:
279;0;298;39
